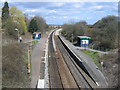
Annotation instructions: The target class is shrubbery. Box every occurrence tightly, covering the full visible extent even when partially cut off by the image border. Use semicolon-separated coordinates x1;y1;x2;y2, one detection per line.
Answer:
61;15;119;51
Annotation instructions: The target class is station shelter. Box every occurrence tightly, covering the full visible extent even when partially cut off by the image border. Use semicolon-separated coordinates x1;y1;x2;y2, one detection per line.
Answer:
77;36;91;47
33;32;41;39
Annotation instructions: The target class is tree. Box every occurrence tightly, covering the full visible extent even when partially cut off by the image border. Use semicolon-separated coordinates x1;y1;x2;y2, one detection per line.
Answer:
28;16;48;33
24;14;30;29
34;16;47;33
9;6;27;34
1;1;9;29
62;21;87;42
4;18;18;37
28;18;38;33
0;9;1;28
91;15;118;50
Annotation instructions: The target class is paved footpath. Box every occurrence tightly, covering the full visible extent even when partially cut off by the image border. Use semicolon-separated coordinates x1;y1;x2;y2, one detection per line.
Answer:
76;47;108;54
31;36;47;88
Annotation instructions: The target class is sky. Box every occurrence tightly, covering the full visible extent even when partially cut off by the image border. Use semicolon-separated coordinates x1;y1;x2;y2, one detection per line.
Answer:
0;1;119;25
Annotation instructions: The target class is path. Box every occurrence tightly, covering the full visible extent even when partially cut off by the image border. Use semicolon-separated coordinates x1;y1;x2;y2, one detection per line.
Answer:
30;36;47;88
76;47;108;54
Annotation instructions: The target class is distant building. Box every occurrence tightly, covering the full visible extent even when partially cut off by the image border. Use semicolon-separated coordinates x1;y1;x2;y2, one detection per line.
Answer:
49;25;62;28
33;32;41;39
77;36;91;47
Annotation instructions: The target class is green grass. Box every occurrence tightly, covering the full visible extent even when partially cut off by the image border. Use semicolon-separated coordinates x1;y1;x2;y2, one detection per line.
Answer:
81;50;101;68
29;51;32;73
24;55;28;65
24;51;32;74
32;40;38;45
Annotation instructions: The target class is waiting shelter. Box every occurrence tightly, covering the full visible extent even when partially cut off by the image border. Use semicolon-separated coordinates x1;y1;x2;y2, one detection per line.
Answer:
77;36;91;47
33;32;41;39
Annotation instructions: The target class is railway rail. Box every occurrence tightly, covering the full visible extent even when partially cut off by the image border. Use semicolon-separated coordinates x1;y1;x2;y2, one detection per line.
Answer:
48;31;63;88
48;30;98;89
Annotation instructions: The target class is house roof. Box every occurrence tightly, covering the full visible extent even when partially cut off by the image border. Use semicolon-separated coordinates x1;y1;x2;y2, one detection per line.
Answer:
33;32;41;34
77;36;91;39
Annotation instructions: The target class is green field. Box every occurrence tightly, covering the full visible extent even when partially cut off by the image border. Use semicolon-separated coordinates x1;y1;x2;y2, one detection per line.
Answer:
32;40;39;45
81;50;101;68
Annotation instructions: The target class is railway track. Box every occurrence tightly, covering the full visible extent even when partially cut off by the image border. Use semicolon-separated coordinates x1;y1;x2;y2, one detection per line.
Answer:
48;30;98;89
48;31;63;88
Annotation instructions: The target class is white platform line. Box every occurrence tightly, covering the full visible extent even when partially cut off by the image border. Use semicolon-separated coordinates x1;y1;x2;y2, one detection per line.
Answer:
52;32;56;51
44;30;55;88
37;79;45;88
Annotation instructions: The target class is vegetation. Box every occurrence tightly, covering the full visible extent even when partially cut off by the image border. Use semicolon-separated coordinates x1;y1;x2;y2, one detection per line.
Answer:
2;2;28;38
0;19;1;29
81;50;101;68
61;16;119;88
99;52;118;87
28;18;38;33
32;40;39;45
9;6;27;34
1;2;49;39
2;43;30;88
90;15;118;51
28;16;48;33
61;21;87;42
34;16;48;33
62;15;119;51
1;2;9;29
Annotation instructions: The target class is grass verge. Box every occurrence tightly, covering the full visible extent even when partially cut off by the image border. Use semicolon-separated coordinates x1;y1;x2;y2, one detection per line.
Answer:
24;55;28;66
32;40;38;45
81;50;101;68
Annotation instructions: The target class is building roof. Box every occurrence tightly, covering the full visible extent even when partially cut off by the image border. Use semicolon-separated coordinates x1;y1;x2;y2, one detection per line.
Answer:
77;36;91;39
33;32;41;34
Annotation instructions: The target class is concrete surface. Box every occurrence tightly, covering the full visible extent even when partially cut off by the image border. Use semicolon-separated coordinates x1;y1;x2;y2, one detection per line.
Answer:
31;37;47;88
76;47;108;54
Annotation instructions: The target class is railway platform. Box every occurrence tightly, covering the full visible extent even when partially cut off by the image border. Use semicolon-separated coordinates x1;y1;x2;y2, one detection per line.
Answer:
59;35;108;87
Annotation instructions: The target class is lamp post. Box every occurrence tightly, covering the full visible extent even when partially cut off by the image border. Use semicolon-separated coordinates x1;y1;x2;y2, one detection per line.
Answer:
15;28;19;42
72;34;73;43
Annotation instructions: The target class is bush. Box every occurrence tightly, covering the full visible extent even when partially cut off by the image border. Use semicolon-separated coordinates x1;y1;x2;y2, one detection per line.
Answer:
2;43;30;88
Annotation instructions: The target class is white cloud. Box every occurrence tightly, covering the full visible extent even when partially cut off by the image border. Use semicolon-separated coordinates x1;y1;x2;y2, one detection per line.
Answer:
28;14;35;17
74;4;82;8
25;9;38;12
73;2;84;8
47;10;57;14
56;2;65;7
63;16;68;18
86;17;92;20
92;6;104;9
71;16;79;19
95;11;105;13
53;16;57;18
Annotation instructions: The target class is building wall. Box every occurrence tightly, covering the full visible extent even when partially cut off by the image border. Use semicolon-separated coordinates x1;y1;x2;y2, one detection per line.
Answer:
78;38;90;47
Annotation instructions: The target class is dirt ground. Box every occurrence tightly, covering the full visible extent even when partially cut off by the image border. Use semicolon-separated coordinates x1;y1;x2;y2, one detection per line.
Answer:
99;52;119;88
2;43;31;88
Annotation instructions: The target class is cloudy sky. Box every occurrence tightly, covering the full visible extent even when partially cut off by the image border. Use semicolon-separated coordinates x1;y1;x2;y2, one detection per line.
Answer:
0;1;118;25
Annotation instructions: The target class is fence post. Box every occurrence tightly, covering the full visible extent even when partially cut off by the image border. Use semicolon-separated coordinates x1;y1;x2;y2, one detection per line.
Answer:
28;48;30;73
